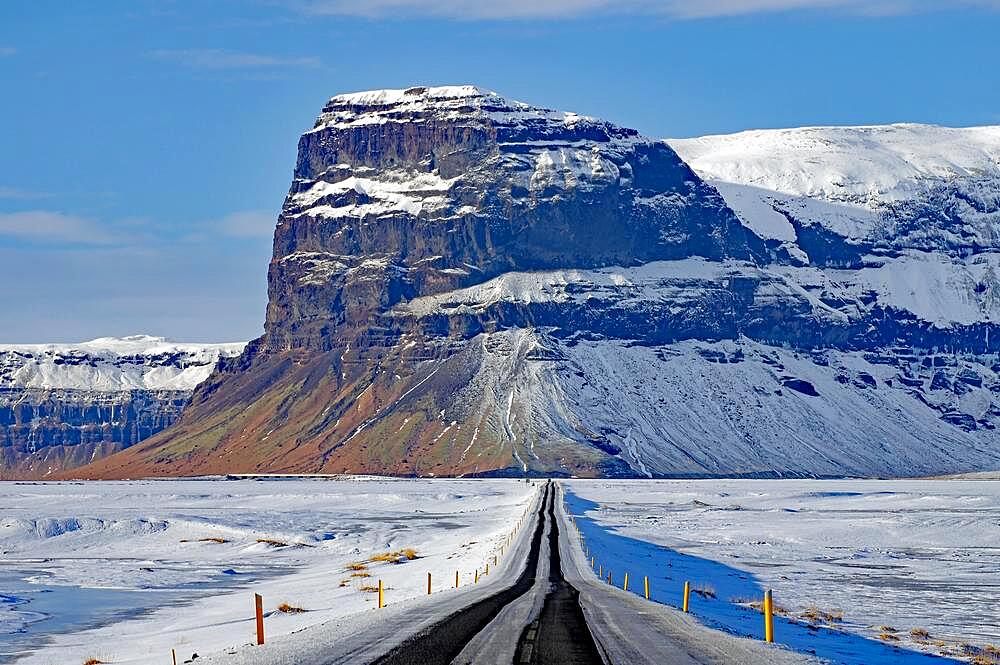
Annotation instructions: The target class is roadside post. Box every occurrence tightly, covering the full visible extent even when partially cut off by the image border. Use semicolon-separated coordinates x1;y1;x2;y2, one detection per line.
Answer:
254;593;264;645
764;589;774;643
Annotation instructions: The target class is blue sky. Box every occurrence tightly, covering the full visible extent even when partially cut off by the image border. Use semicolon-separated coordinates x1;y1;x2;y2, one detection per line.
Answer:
2;0;999;342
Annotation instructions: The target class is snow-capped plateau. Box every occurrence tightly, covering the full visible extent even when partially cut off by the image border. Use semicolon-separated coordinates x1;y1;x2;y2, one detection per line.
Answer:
0;335;246;391
0;337;245;479
32;88;1000;480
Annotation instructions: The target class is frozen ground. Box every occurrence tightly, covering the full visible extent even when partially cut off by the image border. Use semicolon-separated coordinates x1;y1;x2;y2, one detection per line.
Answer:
0;478;535;664
565;479;1000;664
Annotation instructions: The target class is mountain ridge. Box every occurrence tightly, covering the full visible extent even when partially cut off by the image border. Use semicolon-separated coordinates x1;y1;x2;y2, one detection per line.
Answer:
0;337;244;478
26;88;1000;479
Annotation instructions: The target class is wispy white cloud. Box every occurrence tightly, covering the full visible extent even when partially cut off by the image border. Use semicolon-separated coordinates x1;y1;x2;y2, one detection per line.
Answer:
148;48;320;69
0;46;15;56
292;0;1000;19
0;187;50;200
0;210;116;244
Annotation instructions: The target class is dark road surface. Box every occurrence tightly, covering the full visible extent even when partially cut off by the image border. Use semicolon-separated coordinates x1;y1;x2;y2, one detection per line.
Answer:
514;489;603;665
371;482;605;665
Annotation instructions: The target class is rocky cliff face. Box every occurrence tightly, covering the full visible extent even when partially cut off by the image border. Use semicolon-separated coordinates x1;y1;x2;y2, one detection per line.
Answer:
72;89;1000;479
0;336;244;478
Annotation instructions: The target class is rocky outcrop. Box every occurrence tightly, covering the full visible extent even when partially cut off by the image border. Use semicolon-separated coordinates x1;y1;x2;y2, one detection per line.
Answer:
69;89;1000;479
0;336;244;478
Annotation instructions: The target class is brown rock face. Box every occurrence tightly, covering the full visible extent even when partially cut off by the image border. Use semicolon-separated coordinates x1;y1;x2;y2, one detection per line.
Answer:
71;85;766;479
56;100;1000;479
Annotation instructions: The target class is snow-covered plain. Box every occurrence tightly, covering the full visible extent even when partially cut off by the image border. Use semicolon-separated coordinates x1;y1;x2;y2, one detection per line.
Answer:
0;478;535;664
565;479;1000;664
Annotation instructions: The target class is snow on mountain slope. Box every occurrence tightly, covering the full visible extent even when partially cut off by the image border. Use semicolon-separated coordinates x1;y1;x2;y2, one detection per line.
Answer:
0;335;246;391
57;91;1000;479
398;252;1000;329
669;124;1000;254
369;328;1000;478
1;337;246;479
671;124;1000;207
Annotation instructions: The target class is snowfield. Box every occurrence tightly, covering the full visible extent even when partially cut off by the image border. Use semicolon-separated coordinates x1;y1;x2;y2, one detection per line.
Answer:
565;479;1000;664
5;478;999;665
0;478;536;664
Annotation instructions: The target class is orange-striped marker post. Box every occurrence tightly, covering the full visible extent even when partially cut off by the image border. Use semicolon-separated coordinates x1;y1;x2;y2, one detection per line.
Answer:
254;593;264;645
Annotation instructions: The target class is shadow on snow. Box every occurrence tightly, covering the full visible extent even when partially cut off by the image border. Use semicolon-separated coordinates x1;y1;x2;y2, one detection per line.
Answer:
563;489;963;665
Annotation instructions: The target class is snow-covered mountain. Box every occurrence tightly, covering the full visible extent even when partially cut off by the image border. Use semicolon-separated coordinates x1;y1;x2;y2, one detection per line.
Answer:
0;336;244;478
61;89;1000;479
670;124;1000;260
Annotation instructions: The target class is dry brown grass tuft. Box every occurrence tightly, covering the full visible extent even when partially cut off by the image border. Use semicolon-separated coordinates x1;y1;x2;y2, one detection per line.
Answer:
256;538;289;548
879;633;901;642
970;656;1000;665
369;548;419;563
910;628;931;639
731;597;790;617
801;606;844;624
338;579;350;587
347;561;369;571
359;584;380;593
276;602;306;614
350;571;371;578
179;536;229;544
83;659;105;665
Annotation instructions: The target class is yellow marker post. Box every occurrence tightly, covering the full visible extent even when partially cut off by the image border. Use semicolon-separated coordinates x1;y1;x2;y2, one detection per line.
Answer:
475;569;479;584
254;593;265;645
683;581;690;613
493;555;497;567
427;572;432;595
764;589;774;643
591;556;595;569
644;576;649;600
608;571;612;586
485;562;490;575
455;570;460;588
598;564;602;578
623;572;629;592
378;579;384;609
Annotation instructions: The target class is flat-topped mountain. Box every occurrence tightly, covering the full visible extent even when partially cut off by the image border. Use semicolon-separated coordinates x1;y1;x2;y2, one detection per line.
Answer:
65;89;1000;479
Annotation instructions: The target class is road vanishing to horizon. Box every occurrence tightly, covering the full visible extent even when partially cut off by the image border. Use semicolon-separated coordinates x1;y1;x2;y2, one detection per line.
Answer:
300;481;815;665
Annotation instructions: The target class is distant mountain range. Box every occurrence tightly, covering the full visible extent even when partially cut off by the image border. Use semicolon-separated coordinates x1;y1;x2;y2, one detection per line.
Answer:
0;336;244;478
8;86;1000;479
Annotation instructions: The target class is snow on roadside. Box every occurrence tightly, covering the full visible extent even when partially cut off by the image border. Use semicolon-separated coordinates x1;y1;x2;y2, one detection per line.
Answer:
0;478;535;664
565;479;1000;664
